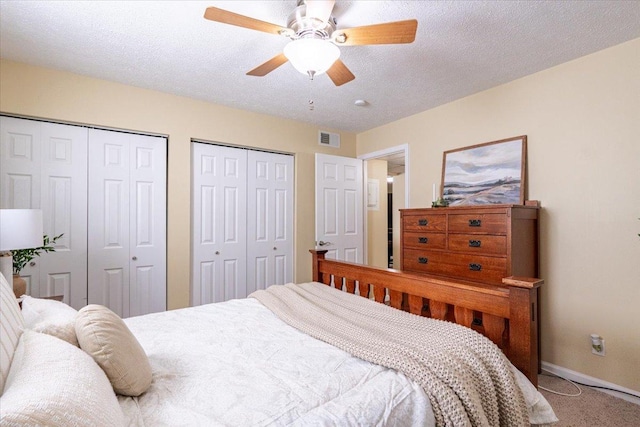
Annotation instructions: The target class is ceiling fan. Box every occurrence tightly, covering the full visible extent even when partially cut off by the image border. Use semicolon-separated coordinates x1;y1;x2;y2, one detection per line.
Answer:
203;0;418;86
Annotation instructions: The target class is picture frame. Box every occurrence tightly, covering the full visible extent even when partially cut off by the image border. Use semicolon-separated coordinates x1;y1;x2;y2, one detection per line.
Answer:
441;135;527;206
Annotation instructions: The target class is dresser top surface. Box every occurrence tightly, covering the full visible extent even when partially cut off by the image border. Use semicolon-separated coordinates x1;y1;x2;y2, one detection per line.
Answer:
401;204;540;213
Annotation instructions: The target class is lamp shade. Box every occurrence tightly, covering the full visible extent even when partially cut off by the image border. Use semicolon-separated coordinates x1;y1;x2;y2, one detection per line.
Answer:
284;38;340;76
0;209;44;251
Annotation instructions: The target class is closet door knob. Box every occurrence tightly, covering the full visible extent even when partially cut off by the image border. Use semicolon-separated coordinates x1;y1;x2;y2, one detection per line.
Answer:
215;251;220;255
29;261;36;267
132;256;137;261
273;247;277;250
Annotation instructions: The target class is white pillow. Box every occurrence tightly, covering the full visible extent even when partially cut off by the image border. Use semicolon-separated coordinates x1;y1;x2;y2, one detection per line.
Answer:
21;296;78;347
0;330;125;426
0;272;24;396
76;304;152;396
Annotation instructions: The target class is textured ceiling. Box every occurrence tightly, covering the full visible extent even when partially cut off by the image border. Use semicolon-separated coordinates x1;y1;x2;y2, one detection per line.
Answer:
1;1;639;133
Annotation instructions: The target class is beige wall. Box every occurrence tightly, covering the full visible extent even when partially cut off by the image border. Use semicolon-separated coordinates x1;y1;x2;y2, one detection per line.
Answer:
357;38;640;390
0;59;356;310
366;159;388;268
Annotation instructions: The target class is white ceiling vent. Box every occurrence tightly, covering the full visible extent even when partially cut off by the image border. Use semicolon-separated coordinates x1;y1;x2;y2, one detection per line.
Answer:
318;131;340;148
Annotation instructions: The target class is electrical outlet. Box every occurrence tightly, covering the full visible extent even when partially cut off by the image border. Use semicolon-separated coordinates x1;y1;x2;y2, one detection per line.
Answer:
590;334;606;356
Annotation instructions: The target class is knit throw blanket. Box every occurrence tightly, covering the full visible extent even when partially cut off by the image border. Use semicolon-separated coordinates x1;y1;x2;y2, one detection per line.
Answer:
250;282;529;427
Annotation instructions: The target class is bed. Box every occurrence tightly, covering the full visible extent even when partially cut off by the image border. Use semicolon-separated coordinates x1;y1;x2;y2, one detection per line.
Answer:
0;252;557;426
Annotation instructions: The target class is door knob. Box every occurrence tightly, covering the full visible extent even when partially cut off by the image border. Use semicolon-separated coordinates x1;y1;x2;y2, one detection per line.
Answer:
318;241;332;246
273;247;277;250
132;256;137;261
29;261;36;267
215;251;220;255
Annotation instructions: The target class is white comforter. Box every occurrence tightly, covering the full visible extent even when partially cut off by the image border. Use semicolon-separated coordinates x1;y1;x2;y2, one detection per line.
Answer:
119;298;435;426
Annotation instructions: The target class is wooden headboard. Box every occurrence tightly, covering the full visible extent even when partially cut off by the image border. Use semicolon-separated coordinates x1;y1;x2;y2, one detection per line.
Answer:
310;249;542;387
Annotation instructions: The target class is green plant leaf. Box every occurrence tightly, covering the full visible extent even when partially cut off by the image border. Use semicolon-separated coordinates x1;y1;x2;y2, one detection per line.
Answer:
11;234;63;275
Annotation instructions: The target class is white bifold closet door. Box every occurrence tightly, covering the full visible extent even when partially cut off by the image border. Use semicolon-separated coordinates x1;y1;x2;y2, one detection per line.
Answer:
192;142;293;306
0;116;88;308
88;129;167;318
1;117;166;315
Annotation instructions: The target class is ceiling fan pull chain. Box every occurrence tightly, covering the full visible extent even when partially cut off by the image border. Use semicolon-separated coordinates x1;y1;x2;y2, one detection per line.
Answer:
308;74;316;111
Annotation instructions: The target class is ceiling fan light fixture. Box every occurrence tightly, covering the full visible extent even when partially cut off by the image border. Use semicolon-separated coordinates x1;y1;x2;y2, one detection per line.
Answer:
284;38;340;77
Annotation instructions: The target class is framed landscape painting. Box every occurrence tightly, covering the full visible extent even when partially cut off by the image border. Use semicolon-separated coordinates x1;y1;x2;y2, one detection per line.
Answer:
441;136;527;206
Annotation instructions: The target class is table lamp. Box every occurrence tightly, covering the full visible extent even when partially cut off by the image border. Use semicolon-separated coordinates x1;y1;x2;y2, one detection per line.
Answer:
0;209;44;295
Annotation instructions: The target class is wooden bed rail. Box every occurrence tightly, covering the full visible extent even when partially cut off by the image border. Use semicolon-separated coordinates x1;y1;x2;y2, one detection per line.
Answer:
310;249;542;387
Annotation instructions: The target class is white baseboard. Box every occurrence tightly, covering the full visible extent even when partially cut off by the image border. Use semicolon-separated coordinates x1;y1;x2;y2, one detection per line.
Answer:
541;361;640;405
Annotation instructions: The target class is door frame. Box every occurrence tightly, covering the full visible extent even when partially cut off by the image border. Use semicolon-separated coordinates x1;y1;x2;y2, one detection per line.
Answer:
358;144;410;265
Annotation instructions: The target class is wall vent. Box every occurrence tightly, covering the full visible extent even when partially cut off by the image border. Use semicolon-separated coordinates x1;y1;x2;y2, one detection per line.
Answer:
318;131;340;148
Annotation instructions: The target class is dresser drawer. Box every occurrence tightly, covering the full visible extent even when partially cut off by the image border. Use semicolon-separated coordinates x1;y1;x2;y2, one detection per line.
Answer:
403;249;448;275
403;249;507;284
448;213;507;234
403;213;446;232
447;234;507;255
403;231;446;250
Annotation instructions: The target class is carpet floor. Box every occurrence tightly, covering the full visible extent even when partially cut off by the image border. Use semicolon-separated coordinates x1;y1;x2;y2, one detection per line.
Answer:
538;374;640;426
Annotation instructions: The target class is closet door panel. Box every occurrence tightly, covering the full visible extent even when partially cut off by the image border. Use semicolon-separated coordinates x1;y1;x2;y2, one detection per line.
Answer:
0;117;88;307
192;143;215;306
192;143;247;305
0;117;41;209
129;135;167;316
0;117;42;294
246;151;294;293
88;129;131;317
39;122;88;308
88;130;167;317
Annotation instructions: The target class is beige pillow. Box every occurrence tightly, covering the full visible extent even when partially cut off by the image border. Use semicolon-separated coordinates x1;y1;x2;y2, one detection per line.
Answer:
75;304;152;396
21;296;78;347
1;330;124;426
0;272;24;395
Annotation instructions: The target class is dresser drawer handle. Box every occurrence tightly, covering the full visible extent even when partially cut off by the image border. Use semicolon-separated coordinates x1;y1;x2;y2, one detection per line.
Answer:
468;219;482;227
418;257;428;264
469;263;482;271
418;219;428;226
418;237;429;244
468;240;481;247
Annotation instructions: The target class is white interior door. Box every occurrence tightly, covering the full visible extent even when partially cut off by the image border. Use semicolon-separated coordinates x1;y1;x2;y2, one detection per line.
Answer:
88;129;166;317
192;143;247;305
246;150;294;293
315;153;363;262
0;116;88;308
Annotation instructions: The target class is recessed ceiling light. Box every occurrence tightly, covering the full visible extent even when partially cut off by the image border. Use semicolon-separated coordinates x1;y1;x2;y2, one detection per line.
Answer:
354;99;368;107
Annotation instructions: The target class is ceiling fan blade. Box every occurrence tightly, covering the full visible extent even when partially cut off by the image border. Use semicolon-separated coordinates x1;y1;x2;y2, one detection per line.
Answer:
333;19;418;46
305;0;336;25
204;7;288;36
326;60;355;86
246;53;289;77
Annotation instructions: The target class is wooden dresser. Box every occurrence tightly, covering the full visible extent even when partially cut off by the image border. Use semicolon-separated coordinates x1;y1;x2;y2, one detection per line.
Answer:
400;205;539;285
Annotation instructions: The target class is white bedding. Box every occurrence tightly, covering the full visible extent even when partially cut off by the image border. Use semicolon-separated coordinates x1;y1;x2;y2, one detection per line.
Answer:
119;298;435;426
